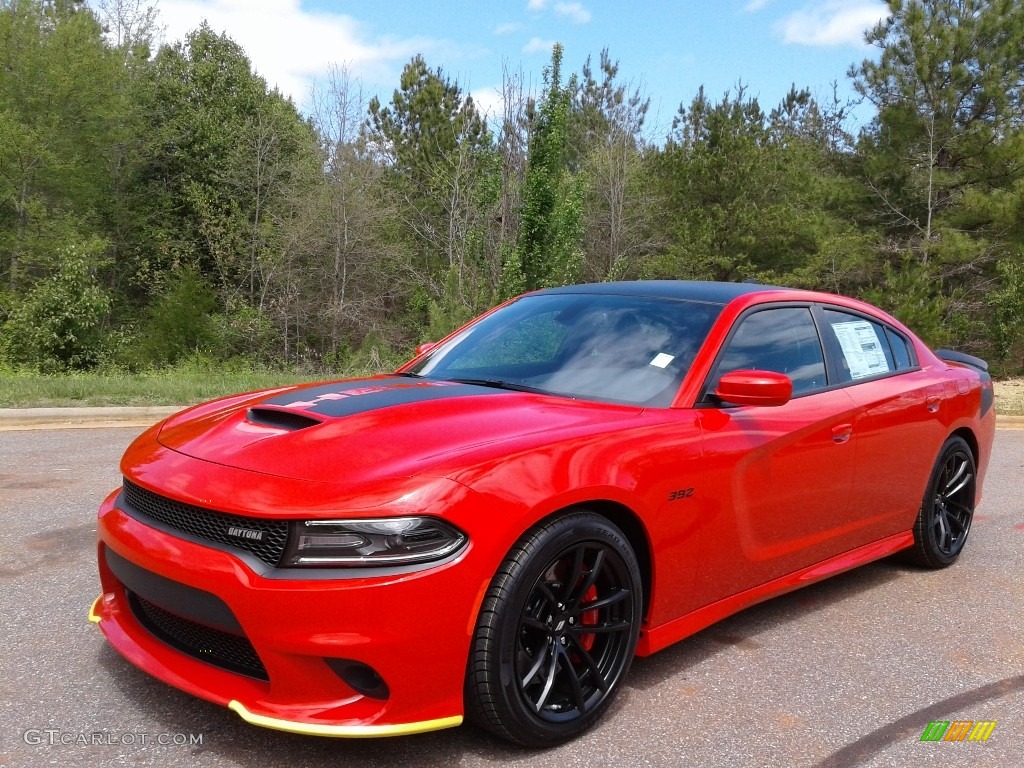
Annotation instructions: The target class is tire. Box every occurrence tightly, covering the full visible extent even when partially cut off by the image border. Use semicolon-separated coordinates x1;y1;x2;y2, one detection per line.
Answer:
465;511;642;747
908;436;976;568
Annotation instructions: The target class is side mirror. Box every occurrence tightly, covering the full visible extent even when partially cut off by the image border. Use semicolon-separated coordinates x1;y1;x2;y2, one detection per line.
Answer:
415;341;437;357
714;370;793;407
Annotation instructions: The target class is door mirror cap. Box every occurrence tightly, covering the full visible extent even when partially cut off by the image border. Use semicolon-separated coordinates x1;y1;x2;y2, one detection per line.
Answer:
714;370;793;407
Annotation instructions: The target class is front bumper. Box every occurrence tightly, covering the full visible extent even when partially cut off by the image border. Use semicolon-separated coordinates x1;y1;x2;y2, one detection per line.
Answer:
93;487;488;736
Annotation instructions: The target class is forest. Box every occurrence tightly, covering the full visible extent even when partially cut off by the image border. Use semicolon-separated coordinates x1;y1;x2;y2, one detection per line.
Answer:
1;0;1023;375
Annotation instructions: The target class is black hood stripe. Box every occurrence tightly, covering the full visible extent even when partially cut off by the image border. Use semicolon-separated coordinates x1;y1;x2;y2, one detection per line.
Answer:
263;377;506;418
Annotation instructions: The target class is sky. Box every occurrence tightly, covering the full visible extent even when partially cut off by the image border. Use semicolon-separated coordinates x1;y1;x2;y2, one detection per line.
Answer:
108;0;891;137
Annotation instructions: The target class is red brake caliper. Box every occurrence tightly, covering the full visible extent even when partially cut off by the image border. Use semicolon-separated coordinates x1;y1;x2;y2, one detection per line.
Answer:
578;585;599;652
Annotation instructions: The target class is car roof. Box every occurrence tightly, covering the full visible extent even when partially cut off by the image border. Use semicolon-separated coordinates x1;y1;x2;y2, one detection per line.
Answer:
533;280;791;304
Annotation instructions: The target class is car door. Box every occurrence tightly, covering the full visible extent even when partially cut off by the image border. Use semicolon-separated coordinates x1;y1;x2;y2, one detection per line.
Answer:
694;305;860;604
817;307;950;541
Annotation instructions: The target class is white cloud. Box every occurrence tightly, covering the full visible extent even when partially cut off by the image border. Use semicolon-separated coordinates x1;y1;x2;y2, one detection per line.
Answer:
744;0;772;12
470;85;505;122
494;22;522;36
527;0;590;24
554;2;591;24
523;37;558;55
777;0;887;47
145;0;456;106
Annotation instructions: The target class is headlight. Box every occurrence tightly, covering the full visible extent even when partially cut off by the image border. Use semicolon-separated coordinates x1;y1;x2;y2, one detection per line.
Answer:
282;517;467;567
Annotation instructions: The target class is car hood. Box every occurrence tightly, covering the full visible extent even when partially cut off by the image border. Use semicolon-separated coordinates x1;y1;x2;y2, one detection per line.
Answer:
157;376;644;484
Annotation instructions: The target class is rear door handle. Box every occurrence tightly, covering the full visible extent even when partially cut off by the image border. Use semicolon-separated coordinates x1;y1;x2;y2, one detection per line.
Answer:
832;424;853;444
926;395;941;413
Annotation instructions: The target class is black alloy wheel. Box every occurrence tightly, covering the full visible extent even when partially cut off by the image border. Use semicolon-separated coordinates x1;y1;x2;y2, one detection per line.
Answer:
910;435;976;568
465;511;641;747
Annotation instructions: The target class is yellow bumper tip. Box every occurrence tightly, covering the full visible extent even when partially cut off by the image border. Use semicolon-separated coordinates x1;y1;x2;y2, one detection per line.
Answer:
88;595;103;624
227;700;462;738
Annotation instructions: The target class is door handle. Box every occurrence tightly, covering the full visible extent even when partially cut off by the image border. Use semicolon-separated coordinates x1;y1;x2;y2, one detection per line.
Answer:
832;424;853;444
926;395;941;413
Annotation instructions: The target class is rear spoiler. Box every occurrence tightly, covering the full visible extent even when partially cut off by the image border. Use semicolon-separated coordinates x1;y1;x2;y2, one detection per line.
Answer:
935;349;989;373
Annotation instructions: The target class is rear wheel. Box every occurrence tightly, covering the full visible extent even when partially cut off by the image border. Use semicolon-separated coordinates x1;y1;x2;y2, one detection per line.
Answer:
909;436;976;568
465;511;641;747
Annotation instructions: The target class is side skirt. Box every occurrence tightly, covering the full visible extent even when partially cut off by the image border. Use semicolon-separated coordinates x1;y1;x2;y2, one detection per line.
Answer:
636;531;913;656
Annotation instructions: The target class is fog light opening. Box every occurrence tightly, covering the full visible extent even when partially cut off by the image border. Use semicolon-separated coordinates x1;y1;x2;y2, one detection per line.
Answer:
324;658;390;700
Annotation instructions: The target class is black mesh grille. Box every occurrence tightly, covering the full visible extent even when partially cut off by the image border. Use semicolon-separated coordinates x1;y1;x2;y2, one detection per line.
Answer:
128;591;269;681
122;479;289;566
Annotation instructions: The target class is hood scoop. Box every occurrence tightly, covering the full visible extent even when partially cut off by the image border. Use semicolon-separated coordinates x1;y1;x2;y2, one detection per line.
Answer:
246;406;323;432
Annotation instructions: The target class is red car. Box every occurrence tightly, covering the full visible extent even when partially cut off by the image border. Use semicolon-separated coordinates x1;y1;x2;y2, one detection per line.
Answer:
92;281;995;747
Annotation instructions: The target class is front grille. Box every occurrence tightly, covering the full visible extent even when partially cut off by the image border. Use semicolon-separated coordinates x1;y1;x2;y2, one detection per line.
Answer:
122;479;289;566
128;591;269;681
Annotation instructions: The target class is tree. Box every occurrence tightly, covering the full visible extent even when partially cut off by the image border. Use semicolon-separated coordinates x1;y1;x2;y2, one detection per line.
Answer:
134;24;270;281
90;0;159;311
367;55;490;188
851;0;1024;354
132;266;217;366
853;0;1024;245
2;240;110;370
511;43;584;293
495;63;532;271
769;82;855;156
93;0;160;53
649;85;865;288
366;55;499;333
129;23;318;359
302;65;404;359
573;48;649;161
0;0;124;291
573;48;655;280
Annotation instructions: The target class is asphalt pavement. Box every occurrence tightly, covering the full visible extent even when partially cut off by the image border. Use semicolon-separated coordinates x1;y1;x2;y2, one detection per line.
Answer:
0;424;1021;768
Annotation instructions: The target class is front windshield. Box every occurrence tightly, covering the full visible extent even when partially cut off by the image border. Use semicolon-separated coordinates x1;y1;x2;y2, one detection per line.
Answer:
407;293;722;407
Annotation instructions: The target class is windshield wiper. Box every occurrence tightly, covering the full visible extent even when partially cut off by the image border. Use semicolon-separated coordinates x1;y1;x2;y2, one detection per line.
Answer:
444;377;552;395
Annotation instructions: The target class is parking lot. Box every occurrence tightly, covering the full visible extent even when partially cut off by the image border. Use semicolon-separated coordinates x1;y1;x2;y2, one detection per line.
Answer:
1;426;1021;768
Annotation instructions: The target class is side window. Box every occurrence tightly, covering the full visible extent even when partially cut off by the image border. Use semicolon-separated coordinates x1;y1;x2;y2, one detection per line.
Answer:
885;327;914;370
823;309;896;382
715;307;826;396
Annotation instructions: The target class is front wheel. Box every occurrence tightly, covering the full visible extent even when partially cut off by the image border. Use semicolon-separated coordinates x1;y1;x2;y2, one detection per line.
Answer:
909;436;976;568
465;511;642;747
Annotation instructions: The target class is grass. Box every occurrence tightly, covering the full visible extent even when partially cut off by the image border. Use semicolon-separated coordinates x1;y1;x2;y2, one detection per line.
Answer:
1;366;1022;414
0;366;356;408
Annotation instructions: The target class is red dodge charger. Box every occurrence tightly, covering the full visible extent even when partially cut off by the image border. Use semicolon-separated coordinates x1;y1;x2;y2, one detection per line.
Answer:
92;281;995;746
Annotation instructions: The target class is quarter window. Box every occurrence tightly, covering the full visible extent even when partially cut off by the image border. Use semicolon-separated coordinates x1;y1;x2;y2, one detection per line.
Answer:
885;327;914;370
715;307;826;396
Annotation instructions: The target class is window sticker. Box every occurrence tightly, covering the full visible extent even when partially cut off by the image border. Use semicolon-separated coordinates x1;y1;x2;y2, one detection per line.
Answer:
832;321;890;379
649;352;675;369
